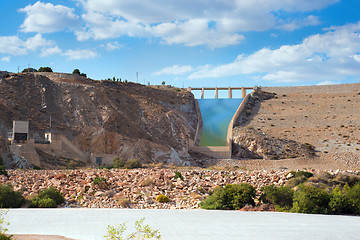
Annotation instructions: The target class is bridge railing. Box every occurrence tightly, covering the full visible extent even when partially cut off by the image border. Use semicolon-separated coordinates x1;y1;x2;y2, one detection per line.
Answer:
187;87;254;99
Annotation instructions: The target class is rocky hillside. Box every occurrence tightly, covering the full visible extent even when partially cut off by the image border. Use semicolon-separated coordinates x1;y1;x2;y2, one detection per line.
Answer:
0;72;198;166
232;84;360;170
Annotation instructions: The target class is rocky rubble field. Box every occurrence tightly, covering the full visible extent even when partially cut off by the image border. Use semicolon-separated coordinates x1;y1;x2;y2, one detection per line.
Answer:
1;168;358;209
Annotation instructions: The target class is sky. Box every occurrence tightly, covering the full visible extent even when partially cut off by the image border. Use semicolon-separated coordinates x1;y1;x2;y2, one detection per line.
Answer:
1;0;360;97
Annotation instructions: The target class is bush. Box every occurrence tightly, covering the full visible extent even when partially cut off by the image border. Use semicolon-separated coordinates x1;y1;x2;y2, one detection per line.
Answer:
72;69;80;75
29;197;57;208
200;183;256;210
285;175;308;188
344;183;360;215
118;198;130;208
22;68;37;73
156;194;169;203
292;184;330;214
289;171;314;179
38;187;64;205
0;184;25;208
104;218;161;240
29;187;64;208
174;170;183;180
333;174;359;187
260;185;294;211
93;177;108;189
0;166;8;178
0;234;12;240
329;187;352;215
112;157;126;168
124;159;142;169
38;67;53;72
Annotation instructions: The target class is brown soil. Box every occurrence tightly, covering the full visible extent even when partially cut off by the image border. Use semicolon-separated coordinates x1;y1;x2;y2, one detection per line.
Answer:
12;235;75;240
229;83;360;170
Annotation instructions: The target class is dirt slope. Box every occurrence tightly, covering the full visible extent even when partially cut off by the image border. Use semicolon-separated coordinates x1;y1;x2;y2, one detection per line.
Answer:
231;84;360;170
0;72;198;166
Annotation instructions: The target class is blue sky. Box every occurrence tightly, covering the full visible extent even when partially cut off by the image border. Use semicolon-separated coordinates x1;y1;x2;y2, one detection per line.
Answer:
1;0;360;96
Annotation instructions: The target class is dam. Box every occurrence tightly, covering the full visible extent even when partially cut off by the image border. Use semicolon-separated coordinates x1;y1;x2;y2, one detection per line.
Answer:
189;87;254;158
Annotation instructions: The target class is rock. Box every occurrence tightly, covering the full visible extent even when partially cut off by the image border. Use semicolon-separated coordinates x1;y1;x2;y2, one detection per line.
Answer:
54;173;66;179
94;191;104;197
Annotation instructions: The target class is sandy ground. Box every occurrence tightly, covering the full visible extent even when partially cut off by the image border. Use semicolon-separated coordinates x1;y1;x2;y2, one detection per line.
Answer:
219;83;360;170
12;235;75;240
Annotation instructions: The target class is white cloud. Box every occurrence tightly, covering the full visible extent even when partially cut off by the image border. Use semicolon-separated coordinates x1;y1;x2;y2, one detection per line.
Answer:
0;34;54;55
0;36;28;55
19;1;79;33
41;46;62;57
188;21;360;82
62;49;97;60
317;81;339;85
101;41;124;51
25;34;53;50
1;56;10;62
353;54;360;63
277;15;321;31
153;65;193;76
75;0;339;48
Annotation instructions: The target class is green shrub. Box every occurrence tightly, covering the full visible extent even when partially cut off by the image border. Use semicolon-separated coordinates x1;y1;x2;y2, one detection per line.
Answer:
124;158;142;169
104;218;161;240
38;67;53;72
93;177;108;189
260;185;294;211
333;174;359;187
0;210;11;239
112;157;126;168
344;183;360;215
156;194;170;203
329;187;352;215
174;170;184;180
200;183;256;210
29;197;57;208
0;184;25;208
0;166;8;178
292;184;330;214
37;187;64;205
0;234;12;240
289;171;314;179
22;68;37;73
29;187;64;208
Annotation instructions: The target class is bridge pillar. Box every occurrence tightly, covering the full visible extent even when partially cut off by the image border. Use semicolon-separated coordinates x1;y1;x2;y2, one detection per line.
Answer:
228;87;232;99
241;87;246;98
201;87;204;99
215;87;218;99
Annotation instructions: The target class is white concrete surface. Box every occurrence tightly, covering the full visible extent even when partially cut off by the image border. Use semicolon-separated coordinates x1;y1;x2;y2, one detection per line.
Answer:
5;209;360;240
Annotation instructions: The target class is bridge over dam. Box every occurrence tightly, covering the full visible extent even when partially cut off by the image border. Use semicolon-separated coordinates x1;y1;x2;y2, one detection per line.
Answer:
188;87;256;159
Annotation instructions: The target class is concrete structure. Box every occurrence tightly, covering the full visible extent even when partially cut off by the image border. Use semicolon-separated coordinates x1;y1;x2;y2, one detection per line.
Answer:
189;89;253;159
187;87;253;99
90;153;117;166
12;120;29;143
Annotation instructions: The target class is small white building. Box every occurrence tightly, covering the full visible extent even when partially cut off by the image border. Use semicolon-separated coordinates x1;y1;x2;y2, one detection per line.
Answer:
12;120;29;143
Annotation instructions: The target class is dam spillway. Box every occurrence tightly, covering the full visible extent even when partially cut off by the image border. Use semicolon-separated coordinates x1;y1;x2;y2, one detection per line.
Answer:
197;98;244;146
